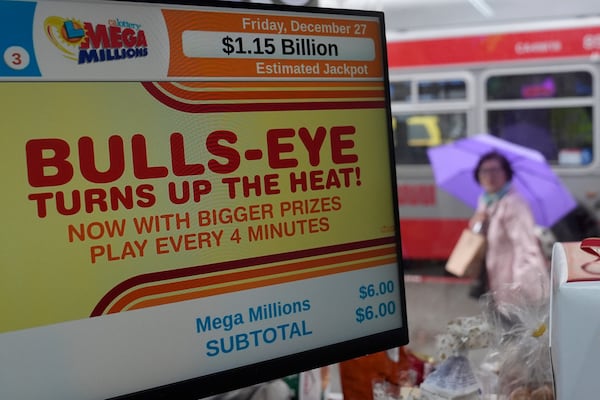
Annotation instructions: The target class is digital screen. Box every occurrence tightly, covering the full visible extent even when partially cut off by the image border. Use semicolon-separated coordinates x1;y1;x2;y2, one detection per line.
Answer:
0;0;408;399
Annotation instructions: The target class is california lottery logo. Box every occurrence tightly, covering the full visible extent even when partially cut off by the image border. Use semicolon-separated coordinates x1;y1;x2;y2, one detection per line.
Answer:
44;16;149;64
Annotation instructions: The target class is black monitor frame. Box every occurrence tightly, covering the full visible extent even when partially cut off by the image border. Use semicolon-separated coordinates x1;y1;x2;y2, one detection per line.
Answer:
0;1;408;399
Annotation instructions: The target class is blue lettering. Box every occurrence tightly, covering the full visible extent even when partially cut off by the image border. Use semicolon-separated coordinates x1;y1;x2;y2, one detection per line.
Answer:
77;47;147;65
249;329;261;346
301;320;312;335
236;333;249;350
203;320;312;357
263;327;277;344
290;321;302;338
302;299;311;311
206;339;219;357
221;336;235;354
196;313;244;333
277;324;289;340
78;49;99;64
196;316;212;333
248;306;263;322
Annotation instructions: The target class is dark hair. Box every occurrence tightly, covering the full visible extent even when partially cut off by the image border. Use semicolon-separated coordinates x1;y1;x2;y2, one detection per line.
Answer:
474;151;513;183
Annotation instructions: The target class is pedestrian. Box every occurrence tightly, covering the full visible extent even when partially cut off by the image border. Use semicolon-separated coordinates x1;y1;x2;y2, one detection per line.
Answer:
469;151;549;306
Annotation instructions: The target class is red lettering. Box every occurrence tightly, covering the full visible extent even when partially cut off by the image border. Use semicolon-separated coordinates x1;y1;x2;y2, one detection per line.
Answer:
90;246;105;263
131;134;168;179
24;130;258;191
81;23;109;49
80;23;145;49
265;125;360;169
26;138;74;187
56;190;81;215
206;130;240;173
122;28;136;47
170;133;205;176
267;128;297;168
84;188;109;213
264;174;280;195
136;184;156;207
109;26;123;48
298;126;326;166
136;30;148;47
326;168;341;188
330;125;357;164
28;185;156;218
27;192;53;217
289;171;307;193
309;170;324;190
78;135;125;183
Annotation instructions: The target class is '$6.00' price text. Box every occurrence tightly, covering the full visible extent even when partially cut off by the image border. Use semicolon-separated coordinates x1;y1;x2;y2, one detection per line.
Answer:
358;280;395;300
355;301;396;323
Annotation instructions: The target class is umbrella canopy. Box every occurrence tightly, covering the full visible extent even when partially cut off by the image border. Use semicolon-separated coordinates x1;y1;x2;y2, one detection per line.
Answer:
426;133;577;227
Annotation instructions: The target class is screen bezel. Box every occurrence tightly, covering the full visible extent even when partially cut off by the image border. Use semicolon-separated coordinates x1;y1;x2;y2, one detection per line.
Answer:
3;0;409;398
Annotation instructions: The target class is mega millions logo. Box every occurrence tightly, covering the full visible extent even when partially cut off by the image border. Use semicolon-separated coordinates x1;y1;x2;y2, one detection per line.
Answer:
44;16;148;64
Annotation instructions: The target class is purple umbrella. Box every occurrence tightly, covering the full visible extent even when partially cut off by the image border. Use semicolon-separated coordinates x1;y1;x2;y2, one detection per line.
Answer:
426;133;577;227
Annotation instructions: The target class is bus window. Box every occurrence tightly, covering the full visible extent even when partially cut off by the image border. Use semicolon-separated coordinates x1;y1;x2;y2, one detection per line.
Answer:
487;107;593;165
418;79;467;101
407;120;433;145
486;71;592;100
393;112;467;165
390;81;411;102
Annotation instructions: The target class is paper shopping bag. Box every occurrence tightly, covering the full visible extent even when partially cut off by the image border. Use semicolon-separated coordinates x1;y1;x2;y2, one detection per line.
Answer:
445;229;486;278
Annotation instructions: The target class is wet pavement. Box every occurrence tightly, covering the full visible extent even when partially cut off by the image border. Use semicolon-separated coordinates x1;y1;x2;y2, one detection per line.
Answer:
403;273;481;357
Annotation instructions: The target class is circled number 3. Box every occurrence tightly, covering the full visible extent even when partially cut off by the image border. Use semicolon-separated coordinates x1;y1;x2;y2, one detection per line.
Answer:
4;46;30;70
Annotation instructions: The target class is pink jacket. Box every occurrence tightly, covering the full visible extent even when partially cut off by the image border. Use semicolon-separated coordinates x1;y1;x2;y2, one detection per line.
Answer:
477;188;550;305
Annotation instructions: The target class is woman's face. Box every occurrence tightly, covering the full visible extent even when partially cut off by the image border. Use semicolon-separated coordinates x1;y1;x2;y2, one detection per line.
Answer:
478;158;508;194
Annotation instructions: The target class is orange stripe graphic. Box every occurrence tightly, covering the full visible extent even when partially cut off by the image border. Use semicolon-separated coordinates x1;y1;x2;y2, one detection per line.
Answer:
126;256;397;312
155;83;385;101
172;81;384;89
149;81;385;102
105;245;396;314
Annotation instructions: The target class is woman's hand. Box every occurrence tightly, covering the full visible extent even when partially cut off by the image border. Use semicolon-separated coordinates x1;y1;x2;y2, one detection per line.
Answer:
469;211;487;233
